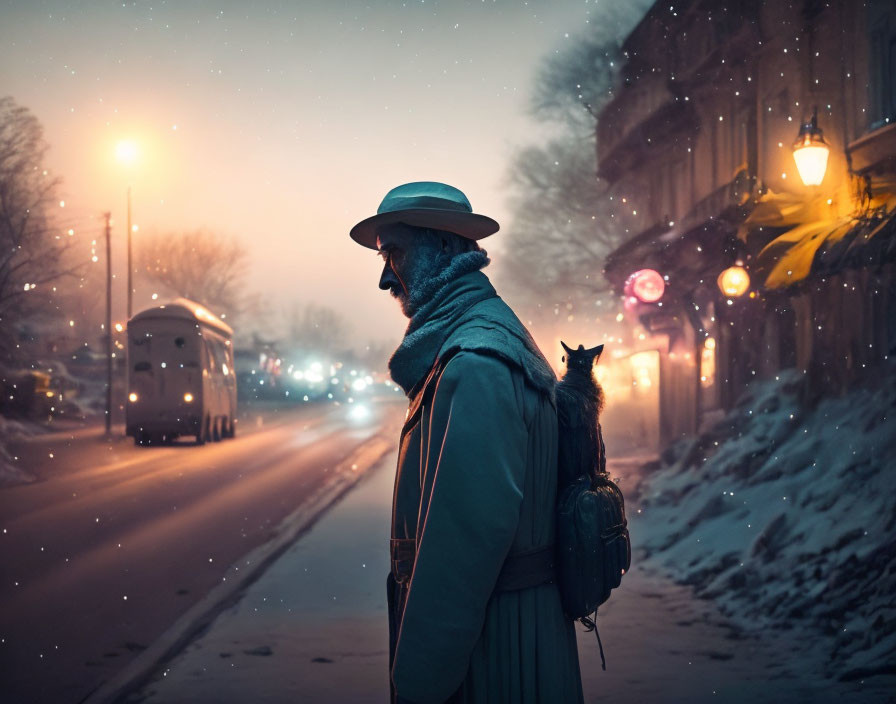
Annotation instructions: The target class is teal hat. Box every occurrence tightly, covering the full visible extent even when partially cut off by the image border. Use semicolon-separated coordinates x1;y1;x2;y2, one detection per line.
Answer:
349;181;500;249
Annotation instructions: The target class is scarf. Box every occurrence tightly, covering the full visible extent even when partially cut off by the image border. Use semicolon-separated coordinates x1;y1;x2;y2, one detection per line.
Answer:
388;251;557;401
388;251;493;395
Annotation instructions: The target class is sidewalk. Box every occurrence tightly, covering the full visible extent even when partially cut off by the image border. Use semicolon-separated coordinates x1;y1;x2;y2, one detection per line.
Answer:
124;451;875;704
126;449;396;704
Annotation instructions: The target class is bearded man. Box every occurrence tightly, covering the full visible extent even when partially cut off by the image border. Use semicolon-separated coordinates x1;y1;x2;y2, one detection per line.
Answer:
350;182;584;704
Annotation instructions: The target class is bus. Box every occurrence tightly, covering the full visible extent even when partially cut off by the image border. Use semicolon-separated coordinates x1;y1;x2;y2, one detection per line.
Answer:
126;298;237;445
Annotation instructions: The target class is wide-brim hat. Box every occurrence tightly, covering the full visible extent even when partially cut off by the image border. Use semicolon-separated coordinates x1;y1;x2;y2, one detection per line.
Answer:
349;181;500;249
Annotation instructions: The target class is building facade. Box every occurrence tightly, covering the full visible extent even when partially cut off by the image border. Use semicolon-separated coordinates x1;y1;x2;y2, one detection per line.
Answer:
598;0;896;447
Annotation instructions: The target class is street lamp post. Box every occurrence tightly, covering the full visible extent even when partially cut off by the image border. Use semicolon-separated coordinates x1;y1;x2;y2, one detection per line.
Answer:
127;186;132;319
103;211;113;436
115;139;138;319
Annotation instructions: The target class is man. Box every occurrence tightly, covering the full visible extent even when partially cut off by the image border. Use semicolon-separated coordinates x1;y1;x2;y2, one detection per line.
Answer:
350;182;584;704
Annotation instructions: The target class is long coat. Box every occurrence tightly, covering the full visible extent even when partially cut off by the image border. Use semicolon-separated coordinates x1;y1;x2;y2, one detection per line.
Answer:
388;290;585;704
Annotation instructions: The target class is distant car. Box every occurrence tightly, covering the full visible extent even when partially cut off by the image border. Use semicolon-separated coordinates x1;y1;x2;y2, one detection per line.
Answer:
126;298;237;445
0;361;85;421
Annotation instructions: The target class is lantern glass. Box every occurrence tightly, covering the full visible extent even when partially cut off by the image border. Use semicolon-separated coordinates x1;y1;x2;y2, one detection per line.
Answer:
792;108;830;186
793;142;830;186
717;266;750;297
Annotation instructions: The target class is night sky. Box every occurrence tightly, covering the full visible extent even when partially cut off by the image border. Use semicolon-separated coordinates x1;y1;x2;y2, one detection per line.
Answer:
1;0;622;343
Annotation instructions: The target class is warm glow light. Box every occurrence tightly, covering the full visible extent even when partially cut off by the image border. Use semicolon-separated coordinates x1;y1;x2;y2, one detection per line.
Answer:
629;351;657;395
129;392;138;402
701;337;716;387
792;109;829;186
114;322;124;332
116;139;139;165
625;269;665;303
717;266;750;297
183;392;194;403
793;143;829;186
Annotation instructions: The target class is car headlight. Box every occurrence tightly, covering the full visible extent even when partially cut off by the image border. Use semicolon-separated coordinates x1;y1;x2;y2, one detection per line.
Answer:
348;404;370;421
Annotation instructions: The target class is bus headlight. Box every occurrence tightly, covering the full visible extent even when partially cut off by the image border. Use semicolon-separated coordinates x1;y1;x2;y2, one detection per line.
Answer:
129;392;138;402
183;392;194;403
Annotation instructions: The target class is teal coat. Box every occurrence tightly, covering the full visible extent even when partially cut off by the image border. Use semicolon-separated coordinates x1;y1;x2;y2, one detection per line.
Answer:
388;278;584;704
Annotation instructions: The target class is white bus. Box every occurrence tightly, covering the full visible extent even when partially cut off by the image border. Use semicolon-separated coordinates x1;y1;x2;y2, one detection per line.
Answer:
126;298;237;445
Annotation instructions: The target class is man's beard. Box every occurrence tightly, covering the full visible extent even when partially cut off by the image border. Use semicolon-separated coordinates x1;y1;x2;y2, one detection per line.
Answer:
388;284;412;317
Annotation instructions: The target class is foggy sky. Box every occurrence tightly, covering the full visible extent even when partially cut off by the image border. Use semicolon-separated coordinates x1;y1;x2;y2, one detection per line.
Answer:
1;0;615;347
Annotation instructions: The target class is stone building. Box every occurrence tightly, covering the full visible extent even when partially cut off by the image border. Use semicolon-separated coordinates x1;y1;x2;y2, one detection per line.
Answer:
598;0;896;447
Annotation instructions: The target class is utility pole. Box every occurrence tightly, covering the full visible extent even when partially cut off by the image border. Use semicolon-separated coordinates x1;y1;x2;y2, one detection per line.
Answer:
104;211;113;437
126;186;133;320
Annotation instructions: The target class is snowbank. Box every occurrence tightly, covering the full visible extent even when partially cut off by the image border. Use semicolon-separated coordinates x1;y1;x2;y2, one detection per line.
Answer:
0;415;37;486
637;360;896;683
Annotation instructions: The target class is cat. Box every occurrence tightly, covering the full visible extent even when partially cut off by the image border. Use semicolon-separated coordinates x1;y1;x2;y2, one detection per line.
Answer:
556;341;606;489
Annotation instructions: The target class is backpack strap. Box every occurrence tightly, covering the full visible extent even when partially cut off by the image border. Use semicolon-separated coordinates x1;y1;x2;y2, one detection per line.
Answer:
399;347;462;440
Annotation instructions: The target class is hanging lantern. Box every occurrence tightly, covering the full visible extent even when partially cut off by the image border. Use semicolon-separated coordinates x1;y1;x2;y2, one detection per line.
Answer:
792;107;830;186
625;269;665;303
717;265;750;297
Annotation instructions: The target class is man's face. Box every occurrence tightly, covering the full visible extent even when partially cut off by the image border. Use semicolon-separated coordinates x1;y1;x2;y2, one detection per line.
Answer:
376;223;441;317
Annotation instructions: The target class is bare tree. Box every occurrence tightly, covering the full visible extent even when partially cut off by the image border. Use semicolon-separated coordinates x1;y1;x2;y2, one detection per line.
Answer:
284;302;349;356
0;97;78;363
498;3;652;318
137;229;250;321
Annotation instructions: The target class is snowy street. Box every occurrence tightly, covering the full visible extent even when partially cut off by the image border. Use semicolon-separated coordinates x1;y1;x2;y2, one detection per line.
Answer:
0;401;404;704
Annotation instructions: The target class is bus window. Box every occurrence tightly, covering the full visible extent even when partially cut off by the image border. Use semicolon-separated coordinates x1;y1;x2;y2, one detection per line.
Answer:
215;340;232;376
205;339;217;372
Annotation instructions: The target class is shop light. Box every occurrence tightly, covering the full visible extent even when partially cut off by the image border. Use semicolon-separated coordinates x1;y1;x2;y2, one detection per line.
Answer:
792;107;830;186
717;265;750;297
625;269;665;303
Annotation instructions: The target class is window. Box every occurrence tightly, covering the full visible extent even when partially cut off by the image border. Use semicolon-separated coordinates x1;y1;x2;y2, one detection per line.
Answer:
869;0;896;129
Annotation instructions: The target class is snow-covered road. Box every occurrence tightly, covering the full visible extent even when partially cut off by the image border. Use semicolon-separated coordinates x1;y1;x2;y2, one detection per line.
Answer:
0;401;403;704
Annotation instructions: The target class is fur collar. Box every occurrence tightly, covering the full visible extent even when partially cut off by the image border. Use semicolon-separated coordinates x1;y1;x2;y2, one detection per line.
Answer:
388;256;557;403
388;252;493;394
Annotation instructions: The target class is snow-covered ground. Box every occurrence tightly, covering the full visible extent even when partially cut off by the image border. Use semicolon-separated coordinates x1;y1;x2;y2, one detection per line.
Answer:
636;360;896;692
0;415;40;485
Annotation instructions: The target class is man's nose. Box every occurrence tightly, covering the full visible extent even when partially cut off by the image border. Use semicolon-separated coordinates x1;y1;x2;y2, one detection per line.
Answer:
379;261;399;291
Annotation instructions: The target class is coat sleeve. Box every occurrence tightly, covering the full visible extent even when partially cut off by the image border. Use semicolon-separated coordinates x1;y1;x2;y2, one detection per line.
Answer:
391;351;528;704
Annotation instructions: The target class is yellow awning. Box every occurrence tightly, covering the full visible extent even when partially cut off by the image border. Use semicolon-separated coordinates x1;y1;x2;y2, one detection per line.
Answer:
745;185;896;289
757;218;855;289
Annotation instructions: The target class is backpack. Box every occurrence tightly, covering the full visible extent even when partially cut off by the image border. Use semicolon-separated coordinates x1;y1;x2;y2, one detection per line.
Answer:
555;342;631;670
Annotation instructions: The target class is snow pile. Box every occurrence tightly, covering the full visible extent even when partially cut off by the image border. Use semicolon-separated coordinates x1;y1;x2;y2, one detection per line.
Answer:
637;361;896;682
0;415;37;486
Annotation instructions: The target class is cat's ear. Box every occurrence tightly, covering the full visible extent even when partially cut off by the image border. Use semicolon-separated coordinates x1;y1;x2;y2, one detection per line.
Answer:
560;340;573;356
587;343;605;360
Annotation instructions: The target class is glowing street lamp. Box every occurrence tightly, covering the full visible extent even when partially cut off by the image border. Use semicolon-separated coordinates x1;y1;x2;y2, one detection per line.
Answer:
116;140;139;319
792;108;830;187
717;265;750;297
115;139;139;164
